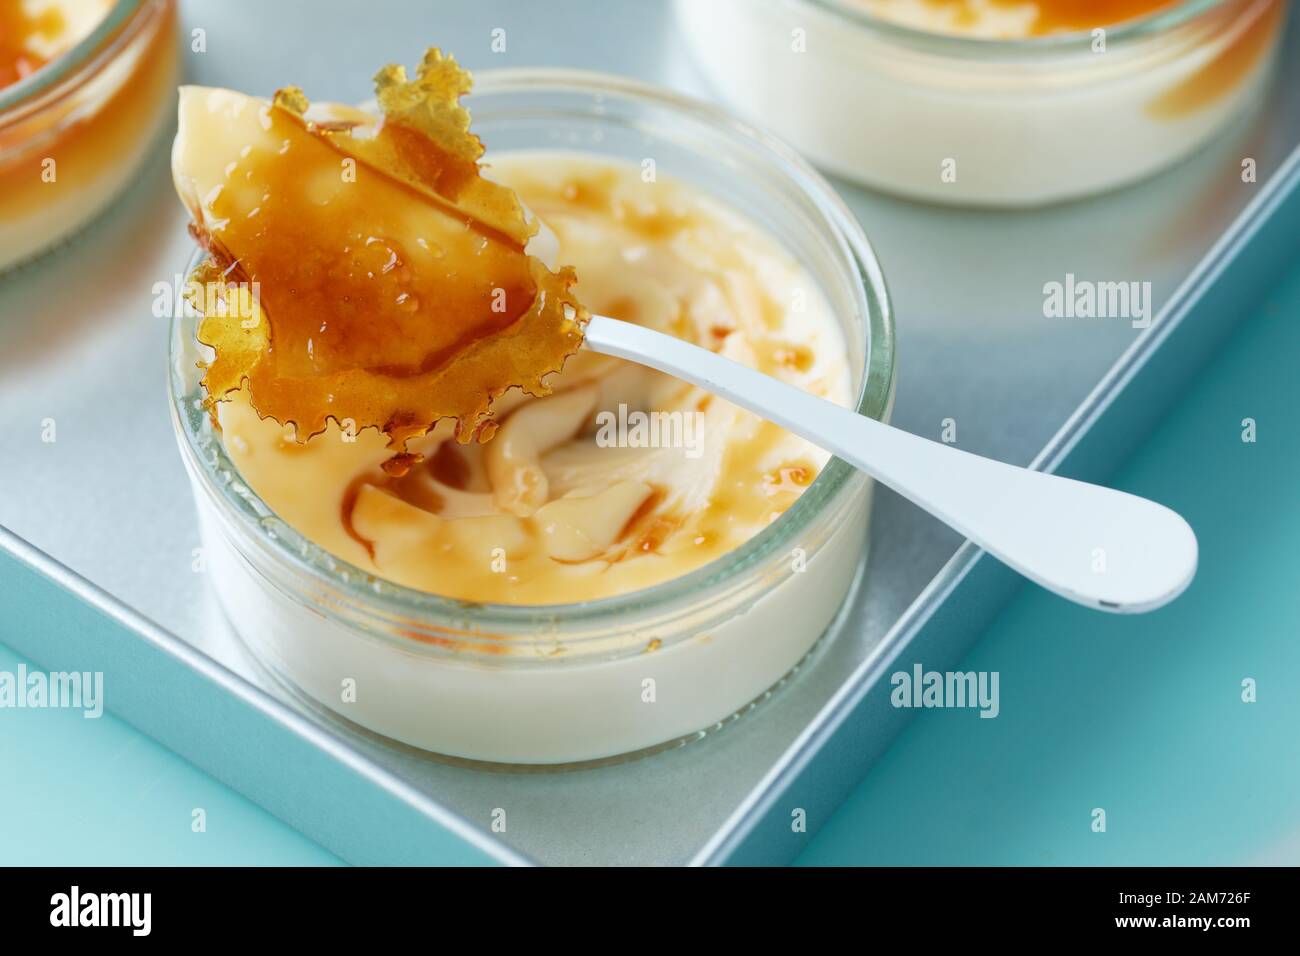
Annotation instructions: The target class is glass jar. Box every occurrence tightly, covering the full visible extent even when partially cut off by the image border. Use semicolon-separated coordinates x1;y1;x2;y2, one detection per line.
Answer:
676;0;1287;206
0;0;178;272
168;69;895;768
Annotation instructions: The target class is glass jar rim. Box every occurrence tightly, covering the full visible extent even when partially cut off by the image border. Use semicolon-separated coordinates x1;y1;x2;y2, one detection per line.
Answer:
801;0;1229;58
168;67;896;637
0;0;155;119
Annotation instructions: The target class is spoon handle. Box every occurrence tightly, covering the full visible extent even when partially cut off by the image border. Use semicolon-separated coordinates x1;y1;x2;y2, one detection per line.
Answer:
585;315;1197;613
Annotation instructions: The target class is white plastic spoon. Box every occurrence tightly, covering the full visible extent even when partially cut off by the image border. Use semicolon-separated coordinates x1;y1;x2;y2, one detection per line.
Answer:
584;314;1197;613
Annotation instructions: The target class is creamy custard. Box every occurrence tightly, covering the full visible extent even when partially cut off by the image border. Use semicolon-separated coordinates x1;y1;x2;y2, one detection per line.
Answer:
218;155;851;605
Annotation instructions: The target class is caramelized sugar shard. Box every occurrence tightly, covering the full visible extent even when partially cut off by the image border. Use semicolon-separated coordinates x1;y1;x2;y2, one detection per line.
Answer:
365;50;537;245
177;50;587;475
186;256;269;409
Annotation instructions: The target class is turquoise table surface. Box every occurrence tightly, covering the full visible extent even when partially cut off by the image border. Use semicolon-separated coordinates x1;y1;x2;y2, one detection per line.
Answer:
2;264;1297;867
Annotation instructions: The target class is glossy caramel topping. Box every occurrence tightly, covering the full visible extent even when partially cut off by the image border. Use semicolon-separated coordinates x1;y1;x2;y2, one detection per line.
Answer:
176;51;586;474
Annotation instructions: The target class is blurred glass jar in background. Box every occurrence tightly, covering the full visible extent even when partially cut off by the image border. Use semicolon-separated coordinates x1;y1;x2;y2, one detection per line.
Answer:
676;0;1287;206
0;0;178;271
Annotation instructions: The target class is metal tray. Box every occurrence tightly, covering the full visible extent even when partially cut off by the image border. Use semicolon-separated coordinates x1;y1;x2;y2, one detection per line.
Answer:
2;0;1298;866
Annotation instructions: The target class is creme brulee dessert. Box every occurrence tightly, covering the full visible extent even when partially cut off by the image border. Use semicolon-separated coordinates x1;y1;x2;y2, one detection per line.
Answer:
677;0;1287;204
172;52;849;605
0;0;178;270
169;50;883;764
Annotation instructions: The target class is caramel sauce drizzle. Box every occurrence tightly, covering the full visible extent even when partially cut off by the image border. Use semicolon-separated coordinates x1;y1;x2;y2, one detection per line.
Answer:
340;473;379;561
